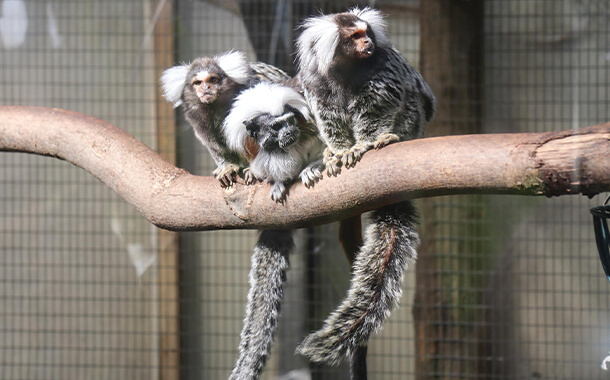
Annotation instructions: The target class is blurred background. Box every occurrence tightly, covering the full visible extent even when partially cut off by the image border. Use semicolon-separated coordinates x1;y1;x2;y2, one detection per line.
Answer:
0;0;609;379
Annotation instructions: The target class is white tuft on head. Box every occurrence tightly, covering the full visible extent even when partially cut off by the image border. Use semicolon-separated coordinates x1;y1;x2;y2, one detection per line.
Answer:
161;64;189;108
223;82;311;154
215;50;250;85
349;7;390;48
296;14;340;76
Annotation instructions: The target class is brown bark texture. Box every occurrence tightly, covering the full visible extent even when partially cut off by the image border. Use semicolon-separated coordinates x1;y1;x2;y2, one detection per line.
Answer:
0;106;608;231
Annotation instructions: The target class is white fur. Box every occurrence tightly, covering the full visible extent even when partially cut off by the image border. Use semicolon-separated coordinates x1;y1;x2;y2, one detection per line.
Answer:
215;50;250;85
350;7;390;47
223;82;311;155
160;64;189;108
297;7;391;76
296;14;339;75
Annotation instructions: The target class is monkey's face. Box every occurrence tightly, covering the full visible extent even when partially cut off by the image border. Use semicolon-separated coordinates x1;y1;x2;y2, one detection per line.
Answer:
335;14;376;60
189;71;225;104
184;59;234;105
244;112;300;153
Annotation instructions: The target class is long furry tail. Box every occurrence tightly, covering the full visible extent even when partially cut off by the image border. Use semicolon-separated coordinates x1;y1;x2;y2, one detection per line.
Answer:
229;230;293;380
296;200;419;366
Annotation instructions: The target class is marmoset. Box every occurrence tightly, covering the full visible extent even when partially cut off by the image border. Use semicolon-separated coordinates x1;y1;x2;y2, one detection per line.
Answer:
224;81;324;202
160;51;290;187
222;82;323;380
295;7;436;365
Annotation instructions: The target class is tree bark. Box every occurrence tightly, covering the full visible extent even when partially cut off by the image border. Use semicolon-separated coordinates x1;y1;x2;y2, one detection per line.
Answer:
0;106;608;232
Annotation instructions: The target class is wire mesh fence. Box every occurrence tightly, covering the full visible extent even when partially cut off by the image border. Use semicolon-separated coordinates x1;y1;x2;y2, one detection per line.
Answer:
0;1;609;379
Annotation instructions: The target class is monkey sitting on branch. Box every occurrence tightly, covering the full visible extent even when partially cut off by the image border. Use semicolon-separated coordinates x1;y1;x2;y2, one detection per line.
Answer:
160;50;290;187
295;7;436;366
222;81;324;379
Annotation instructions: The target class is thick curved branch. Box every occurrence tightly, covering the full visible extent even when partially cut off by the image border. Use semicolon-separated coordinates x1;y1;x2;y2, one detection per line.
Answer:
1;106;609;231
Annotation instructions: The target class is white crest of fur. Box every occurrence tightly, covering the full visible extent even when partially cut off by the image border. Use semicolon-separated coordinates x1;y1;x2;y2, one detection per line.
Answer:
350;7;390;47
296;14;339;76
160;64;189;108
297;8;392;76
215;50;250;85
223;82;311;154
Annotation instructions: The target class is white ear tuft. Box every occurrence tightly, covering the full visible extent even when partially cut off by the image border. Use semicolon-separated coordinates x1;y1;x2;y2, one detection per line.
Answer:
350;7;390;48
215;50;250;85
296;15;339;76
161;64;189;108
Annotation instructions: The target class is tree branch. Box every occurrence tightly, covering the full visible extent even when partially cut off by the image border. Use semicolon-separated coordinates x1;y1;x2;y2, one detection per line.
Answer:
1;106;609;231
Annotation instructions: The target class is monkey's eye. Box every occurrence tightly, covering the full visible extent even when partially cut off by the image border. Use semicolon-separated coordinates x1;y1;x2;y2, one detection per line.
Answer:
192;80;202;86
208;76;220;84
350;30;367;40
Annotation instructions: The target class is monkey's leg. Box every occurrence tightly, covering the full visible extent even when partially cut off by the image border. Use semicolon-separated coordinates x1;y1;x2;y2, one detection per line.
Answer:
299;159;324;188
213;163;240;187
373;133;400;150
323;147;343;177
230;230;293;380
341;143;372;169
269;182;287;203
242;167;258;185
296;200;419;366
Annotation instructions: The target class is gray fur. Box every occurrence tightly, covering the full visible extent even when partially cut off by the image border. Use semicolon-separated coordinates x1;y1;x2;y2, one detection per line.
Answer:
225;83;323;379
225;82;324;202
295;7;436;365
161;55;298;380
160;52;290;186
297;7;435;173
229;230;293;380
296;201;419;365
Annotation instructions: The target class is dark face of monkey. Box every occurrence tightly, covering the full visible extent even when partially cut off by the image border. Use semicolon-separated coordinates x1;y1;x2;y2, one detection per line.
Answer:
244;107;301;153
334;14;376;60
183;58;241;108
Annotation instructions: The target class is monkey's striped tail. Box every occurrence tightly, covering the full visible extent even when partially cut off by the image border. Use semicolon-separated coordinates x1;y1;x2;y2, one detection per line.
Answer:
229;230;292;380
296;200;419;366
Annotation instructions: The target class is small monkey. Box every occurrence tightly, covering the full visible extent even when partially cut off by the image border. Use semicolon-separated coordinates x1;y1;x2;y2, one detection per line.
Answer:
295;7;436;366
222;82;323;380
160;51;290;187
224;81;324;202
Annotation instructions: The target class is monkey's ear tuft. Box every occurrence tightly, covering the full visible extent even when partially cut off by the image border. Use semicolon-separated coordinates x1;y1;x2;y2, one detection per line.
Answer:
296;14;339;75
215;51;251;85
350;7;390;48
161;65;189;108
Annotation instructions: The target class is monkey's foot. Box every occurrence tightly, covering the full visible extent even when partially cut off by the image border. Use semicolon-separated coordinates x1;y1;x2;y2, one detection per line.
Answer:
213;163;239;188
341;144;370;168
322;147;343;177
300;162;324;188
325;155;342;177
270;182;287;203
242;167;258;185
373;133;400;149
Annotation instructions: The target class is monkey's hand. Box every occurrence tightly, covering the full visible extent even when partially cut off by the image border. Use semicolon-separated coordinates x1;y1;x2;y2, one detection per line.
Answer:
213;163;239;188
242;167;258;185
270;182;287;203
323;147;342;177
300;161;324;188
341;143;371;169
374;133;400;149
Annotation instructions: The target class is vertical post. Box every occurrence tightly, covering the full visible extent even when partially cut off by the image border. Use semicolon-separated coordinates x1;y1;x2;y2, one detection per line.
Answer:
153;1;180;379
416;1;485;379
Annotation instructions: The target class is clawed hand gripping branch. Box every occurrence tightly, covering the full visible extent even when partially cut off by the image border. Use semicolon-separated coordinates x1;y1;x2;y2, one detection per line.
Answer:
1;6;609;380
